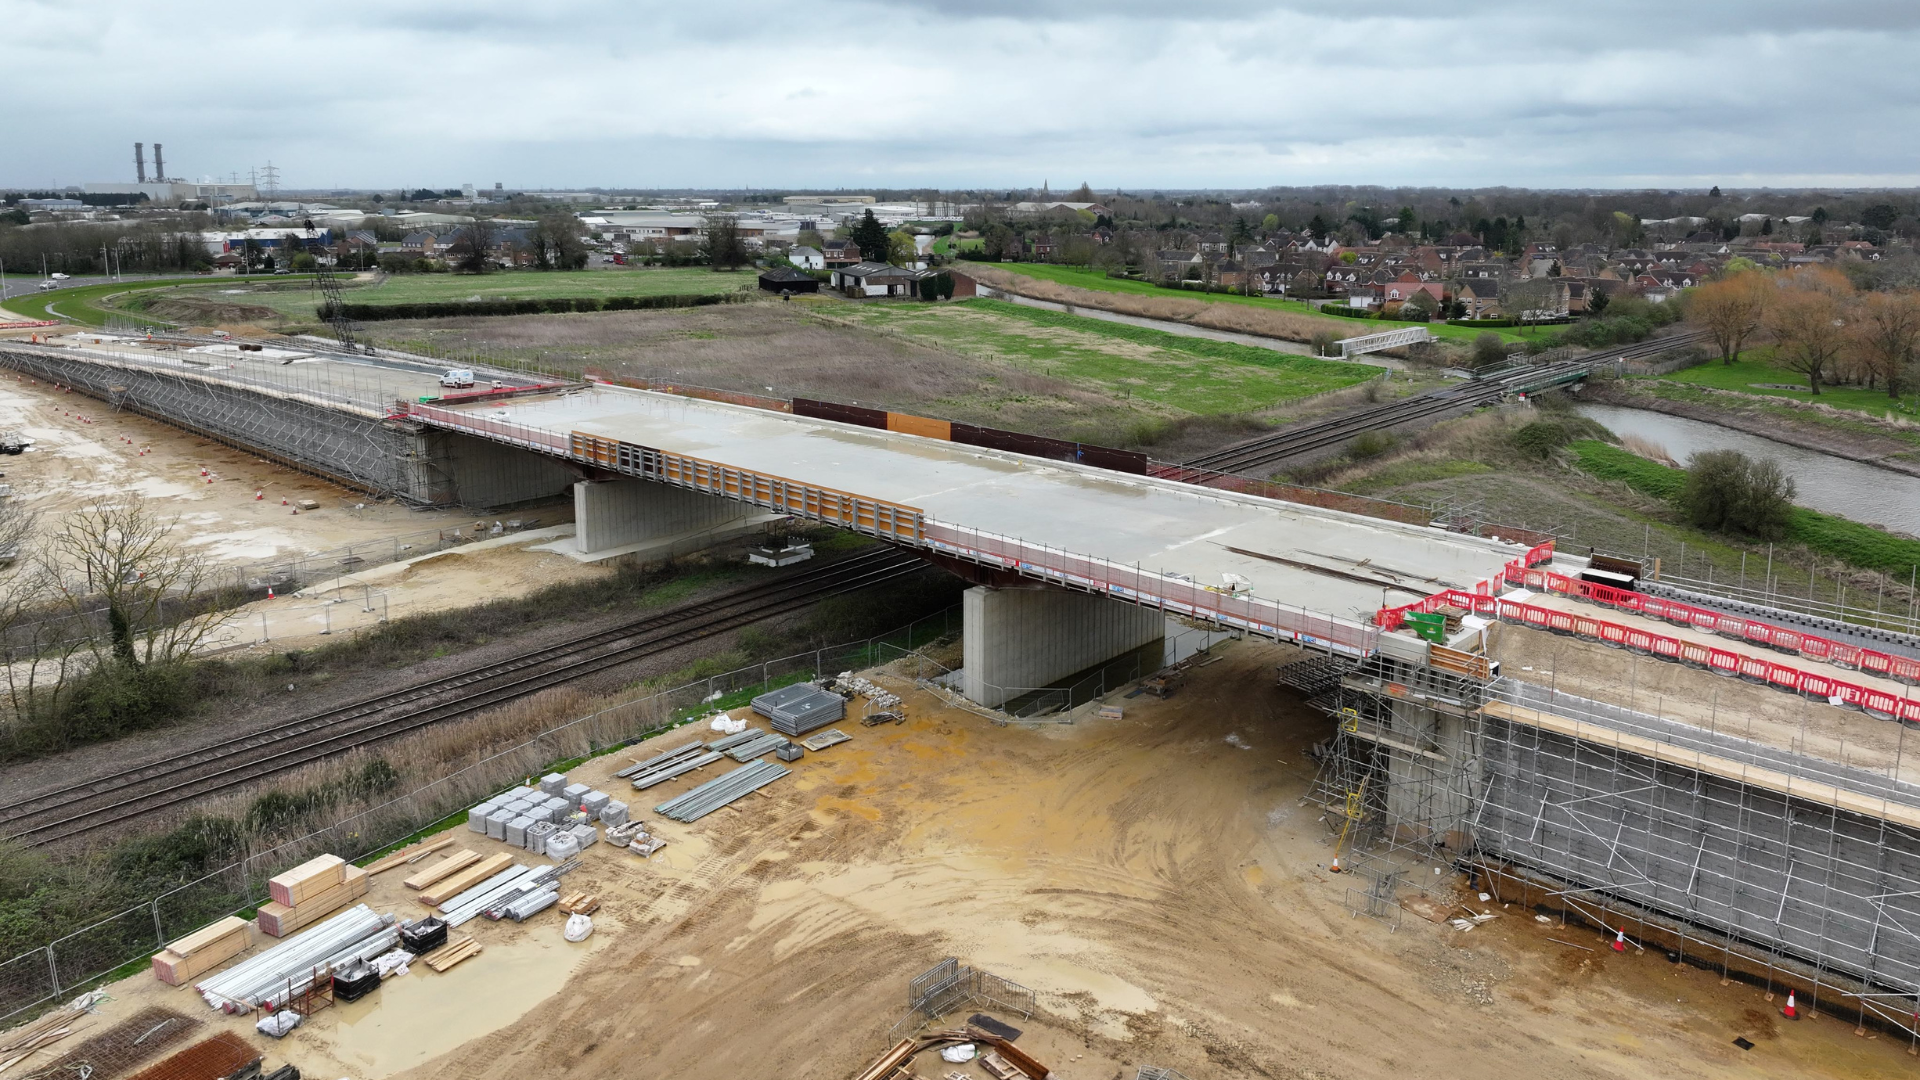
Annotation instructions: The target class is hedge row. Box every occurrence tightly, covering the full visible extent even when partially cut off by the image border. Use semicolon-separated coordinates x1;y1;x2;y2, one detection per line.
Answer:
321;292;747;321
1449;317;1517;328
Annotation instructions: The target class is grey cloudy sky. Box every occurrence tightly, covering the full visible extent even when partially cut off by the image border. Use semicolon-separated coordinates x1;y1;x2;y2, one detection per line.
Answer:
3;0;1914;191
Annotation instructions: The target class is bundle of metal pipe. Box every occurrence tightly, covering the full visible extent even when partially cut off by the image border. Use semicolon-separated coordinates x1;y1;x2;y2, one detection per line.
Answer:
707;728;769;753
195;905;394;1011
723;731;789;762
654;760;789;822
494;883;560;922
254;927;402;1012
438;865;533;914
443;860;578;927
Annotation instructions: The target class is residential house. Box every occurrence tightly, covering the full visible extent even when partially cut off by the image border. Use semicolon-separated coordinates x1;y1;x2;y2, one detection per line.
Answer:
1456;280;1502;318
1382;278;1444;306
789;245;825;270
1346;284;1382;309
1322;263;1365;294
1214;261;1248;289
401;231;438;254
821;240;862;268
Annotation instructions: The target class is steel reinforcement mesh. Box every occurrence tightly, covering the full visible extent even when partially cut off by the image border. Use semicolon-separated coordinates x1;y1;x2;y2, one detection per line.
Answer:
125;1032;258;1080
23;1006;199;1080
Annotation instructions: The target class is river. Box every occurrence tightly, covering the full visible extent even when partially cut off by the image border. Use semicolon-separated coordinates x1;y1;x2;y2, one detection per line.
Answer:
1575;402;1920;534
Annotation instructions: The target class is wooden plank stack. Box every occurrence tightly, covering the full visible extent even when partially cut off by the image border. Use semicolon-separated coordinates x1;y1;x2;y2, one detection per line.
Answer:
256;860;368;938
419;934;482;972
363;835;457;876
416;852;513;907
402;850;479;891
557;891;599;915
150;916;252;986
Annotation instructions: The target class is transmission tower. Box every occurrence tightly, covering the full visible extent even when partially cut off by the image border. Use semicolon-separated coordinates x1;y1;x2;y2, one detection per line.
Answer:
306;218;364;354
261;161;281;204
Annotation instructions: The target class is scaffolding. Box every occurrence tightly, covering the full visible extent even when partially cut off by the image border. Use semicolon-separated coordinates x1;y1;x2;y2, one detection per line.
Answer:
1306;652;1920;1042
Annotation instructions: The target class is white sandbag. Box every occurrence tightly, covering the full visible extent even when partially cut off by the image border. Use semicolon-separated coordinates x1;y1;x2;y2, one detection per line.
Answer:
940;1044;976;1063
372;949;413;978
564;913;593;942
256;1010;303;1038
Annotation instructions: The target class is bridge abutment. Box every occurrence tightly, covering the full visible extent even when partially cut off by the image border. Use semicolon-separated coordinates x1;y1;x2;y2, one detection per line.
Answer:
961;585;1165;708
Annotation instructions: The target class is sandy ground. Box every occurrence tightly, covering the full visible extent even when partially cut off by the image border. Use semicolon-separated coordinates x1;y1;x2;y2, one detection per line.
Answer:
1494;622;1920;784
0;364;473;565
57;642;1920;1080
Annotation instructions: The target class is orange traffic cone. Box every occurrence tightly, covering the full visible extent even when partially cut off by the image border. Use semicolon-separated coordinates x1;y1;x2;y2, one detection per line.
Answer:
281;497;288;505
1782;990;1798;1019
255;490;263;500
200;467;208;476
266;588;275;600
206;476;213;484
1612;928;1627;952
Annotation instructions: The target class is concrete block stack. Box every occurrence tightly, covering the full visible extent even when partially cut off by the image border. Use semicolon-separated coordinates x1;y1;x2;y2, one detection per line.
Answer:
258;855;369;938
599;800;629;827
152;915;252;986
539;773;567;796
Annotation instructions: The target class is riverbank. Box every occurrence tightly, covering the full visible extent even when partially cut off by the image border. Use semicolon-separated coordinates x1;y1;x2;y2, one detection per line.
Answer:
1585;378;1920;479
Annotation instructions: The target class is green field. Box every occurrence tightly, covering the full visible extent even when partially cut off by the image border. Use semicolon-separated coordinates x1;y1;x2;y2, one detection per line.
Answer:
1646;347;1920;418
157;268;751;322
1570;439;1920;575
2;275;312;327
832;297;1380;415
982;262;1535;345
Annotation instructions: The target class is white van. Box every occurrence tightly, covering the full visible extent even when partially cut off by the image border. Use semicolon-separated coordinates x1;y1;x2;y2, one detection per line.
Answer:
439;369;475;388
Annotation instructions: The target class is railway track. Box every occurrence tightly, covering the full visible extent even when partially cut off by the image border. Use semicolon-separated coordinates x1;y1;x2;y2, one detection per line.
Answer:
1171;331;1706;480
0;546;928;846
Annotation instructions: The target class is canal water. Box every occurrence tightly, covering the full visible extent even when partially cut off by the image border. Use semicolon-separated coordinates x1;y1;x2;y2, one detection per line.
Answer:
1574;402;1920;534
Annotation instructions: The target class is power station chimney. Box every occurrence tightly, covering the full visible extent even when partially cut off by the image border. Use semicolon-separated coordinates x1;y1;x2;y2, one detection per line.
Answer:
152;143;166;183
134;143;146;184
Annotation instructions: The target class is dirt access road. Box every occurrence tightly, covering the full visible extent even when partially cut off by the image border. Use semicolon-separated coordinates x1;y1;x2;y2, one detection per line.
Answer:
88;641;1917;1080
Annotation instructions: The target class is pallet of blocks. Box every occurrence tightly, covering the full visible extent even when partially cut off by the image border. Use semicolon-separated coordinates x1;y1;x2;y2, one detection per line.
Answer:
151;916;252;986
255;863;368;938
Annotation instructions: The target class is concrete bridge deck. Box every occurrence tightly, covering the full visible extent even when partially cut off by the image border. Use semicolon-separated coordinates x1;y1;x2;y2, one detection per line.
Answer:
408;382;1527;655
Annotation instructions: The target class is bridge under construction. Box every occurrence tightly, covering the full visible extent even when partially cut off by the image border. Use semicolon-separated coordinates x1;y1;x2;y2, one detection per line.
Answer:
6;327;1920;1038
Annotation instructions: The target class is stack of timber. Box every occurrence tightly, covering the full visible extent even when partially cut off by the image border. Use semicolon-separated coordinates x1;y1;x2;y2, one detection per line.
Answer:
363;836;457;875
401;849;481;890
416;852;514;907
419;935;482;972
151;916;252;986
257;856;369;938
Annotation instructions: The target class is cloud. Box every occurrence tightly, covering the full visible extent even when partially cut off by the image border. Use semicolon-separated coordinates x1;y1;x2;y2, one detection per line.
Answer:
0;1;1913;189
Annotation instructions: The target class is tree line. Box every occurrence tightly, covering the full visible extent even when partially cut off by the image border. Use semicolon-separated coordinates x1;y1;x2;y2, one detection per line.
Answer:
1689;265;1920;397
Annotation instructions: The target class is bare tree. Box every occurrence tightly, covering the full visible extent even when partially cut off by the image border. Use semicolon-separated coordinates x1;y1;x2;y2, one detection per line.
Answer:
1853;289;1920;398
1764;268;1853;395
1687;270;1772;364
48;499;222;669
448;218;496;275
701;214;748;271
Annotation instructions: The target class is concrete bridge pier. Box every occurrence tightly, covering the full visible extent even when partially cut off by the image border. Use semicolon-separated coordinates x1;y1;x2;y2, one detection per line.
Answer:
961;585;1166;709
572;477;766;560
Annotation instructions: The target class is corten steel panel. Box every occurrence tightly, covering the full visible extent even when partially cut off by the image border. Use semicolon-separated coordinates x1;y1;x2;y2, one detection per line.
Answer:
887;411;952;441
793;398;888;429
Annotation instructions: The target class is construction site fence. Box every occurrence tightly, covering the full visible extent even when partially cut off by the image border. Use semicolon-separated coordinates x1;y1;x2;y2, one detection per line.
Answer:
1655;570;1920;640
0;522;494;663
0;606;962;1025
1380;573;1920;725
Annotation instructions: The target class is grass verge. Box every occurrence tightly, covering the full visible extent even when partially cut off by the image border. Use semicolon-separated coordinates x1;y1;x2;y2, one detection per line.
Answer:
1570;440;1920;575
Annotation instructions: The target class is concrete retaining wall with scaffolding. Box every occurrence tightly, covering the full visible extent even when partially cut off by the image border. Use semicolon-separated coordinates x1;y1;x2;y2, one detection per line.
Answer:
0;346;578;508
1314;651;1920;1034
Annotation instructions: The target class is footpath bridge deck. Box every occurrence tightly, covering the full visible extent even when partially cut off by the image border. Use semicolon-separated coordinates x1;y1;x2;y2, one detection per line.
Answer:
405;383;1532;657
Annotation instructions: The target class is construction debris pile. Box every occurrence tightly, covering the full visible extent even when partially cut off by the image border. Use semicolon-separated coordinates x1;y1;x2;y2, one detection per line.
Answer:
831;672;902;711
